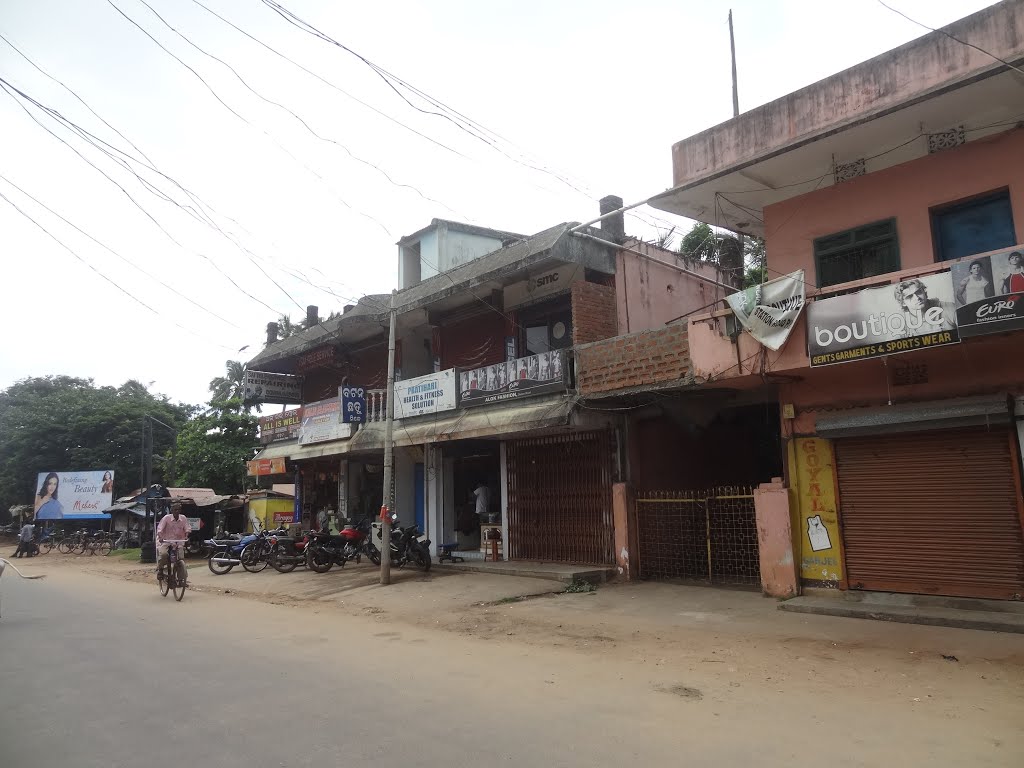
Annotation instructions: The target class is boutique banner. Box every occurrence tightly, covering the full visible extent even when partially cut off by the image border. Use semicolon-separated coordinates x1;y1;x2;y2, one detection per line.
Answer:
807;271;959;367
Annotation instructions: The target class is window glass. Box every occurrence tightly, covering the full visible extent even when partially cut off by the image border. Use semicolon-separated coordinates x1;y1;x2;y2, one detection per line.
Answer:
933;192;1016;262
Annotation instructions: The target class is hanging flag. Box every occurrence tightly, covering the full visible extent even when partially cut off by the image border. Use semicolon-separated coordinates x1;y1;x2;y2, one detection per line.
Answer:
725;269;806;351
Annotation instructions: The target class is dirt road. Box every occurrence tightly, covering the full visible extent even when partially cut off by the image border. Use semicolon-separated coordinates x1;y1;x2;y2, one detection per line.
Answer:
6;551;1021;766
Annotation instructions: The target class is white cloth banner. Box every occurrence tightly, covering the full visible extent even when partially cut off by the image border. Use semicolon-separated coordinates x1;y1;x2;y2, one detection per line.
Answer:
725;270;806;351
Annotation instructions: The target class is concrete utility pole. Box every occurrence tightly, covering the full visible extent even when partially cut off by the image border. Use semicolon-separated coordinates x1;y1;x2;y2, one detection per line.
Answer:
379;290;398;585
729;9;739;118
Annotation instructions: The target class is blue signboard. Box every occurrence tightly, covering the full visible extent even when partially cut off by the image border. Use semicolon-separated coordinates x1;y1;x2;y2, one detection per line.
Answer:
340;385;366;423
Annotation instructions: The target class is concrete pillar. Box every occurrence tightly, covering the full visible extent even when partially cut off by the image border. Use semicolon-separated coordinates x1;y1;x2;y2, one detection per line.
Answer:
612;482;637;580
754;477;798;598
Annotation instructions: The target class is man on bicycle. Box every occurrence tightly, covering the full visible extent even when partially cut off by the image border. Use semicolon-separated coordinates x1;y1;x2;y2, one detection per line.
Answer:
156;503;191;585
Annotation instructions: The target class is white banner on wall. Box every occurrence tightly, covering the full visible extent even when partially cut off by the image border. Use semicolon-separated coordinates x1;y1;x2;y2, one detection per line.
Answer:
298;397;354;445
394;369;457;419
725;269;806;351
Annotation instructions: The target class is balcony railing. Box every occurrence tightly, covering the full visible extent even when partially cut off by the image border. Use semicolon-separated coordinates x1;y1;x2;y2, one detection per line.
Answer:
366;389;387;422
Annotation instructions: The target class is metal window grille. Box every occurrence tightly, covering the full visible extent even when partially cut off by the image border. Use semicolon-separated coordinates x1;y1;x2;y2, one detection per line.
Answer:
635;487;760;585
813;219;900;288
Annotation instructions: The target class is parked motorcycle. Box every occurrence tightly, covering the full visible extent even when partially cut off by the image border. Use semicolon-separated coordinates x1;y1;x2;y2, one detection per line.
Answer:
375;513;431;571
304;532;347;574
239;527;286;573
205;533;253;575
268;531;311;573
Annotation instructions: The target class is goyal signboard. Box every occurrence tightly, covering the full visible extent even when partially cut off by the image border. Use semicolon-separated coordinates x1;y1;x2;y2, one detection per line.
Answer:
34;470;114;519
807;272;959;367
243;370;303;405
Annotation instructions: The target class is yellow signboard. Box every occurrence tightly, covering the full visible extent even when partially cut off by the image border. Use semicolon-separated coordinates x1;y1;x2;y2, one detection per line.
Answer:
790;438;843;585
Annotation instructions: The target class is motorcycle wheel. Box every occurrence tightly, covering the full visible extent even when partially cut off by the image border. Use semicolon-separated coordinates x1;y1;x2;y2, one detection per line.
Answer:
271;548;298;573
306;547;333;574
240;543;270;573
185;539;203;557
208;550;235;575
366;543;382;566
414;544;432;572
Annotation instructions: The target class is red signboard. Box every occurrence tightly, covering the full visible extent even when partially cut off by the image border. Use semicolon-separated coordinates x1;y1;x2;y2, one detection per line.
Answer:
247;458;287;476
296;345;337;373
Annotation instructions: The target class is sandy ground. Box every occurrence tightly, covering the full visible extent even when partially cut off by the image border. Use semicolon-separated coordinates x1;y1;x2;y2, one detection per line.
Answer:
9;548;1024;765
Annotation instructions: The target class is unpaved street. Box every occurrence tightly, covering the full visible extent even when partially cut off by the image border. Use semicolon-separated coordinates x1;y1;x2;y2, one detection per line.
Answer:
1;559;1022;767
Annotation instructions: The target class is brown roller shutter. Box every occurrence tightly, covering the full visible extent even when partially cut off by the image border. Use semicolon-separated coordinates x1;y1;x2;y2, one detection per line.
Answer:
836;427;1024;600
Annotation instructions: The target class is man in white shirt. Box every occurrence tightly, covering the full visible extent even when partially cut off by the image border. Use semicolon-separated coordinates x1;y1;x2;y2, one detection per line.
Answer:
473;482;491;520
156;503;192;584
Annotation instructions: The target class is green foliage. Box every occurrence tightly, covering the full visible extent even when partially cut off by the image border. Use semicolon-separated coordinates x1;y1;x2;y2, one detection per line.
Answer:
0;376;193;519
173;399;259;494
677;222;766;289
208;360;247;405
678;222;718;262
564;578;597;594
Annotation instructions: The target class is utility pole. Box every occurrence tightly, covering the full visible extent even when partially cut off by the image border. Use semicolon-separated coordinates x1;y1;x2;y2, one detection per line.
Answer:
379;290;398;585
729;9;740;118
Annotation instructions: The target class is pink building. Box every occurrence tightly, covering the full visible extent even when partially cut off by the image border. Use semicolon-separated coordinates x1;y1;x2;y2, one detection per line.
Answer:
651;2;1024;599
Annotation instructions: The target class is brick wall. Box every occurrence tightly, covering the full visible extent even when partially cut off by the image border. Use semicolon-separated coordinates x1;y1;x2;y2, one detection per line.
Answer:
571;281;617;345
575;324;691;396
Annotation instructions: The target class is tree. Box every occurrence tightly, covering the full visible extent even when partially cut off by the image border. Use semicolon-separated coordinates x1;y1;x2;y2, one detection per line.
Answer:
0;376;194;519
173;399;259;493
277;314;299;339
677;221;766;288
208;360;246;404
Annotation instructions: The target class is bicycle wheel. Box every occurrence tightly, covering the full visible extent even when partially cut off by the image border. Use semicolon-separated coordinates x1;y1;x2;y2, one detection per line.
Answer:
58;540;73;554
241;542;270;573
98;540;113;556
42;539;55;554
159;568;170;597
172;562;186;601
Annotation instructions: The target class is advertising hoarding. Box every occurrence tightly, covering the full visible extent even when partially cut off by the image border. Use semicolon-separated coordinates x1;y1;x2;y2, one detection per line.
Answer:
34;470;114;519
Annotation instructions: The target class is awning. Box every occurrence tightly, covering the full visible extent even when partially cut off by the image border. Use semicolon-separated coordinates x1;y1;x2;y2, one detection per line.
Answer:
252;396;574;461
816;394;1012;439
63;514;111;521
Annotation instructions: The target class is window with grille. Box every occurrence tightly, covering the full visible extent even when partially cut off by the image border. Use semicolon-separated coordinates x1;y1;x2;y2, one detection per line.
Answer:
813;219;900;288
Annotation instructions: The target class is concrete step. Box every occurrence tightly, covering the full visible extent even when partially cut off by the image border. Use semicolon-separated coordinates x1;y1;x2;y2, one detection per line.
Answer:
779;596;1024;634
434;561;617;585
837;590;1024;614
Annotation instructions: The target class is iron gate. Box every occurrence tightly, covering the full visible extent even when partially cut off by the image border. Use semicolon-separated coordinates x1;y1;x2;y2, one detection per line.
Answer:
506;431;615;565
635;487;760;585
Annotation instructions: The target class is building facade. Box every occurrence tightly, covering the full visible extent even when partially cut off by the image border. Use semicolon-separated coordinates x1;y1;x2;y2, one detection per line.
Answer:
648;2;1024;599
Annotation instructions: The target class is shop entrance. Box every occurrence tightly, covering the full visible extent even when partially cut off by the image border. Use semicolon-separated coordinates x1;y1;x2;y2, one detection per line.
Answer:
445;440;501;553
631;401;781;585
836;426;1024;599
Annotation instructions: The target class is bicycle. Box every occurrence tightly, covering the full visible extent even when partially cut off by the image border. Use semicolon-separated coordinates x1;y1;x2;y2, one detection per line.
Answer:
157;540;188;601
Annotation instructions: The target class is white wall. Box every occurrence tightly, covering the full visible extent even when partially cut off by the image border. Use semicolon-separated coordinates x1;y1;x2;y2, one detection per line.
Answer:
439;228;505;272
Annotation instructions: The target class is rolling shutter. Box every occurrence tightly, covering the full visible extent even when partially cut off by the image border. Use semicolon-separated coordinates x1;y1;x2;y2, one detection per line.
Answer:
836;427;1024;599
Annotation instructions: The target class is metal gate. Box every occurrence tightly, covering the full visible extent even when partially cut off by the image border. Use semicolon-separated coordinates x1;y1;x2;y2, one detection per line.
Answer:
635;487;760;585
837;427;1024;599
506;431;615;565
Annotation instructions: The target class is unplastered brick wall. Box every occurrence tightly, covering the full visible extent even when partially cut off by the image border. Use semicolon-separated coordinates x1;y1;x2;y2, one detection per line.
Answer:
575;324;690;396
571;280;617;345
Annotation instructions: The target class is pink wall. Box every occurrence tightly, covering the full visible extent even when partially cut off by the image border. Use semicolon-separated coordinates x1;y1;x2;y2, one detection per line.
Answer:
779;333;1024;436
753;478;798;598
615;242;731;334
765;129;1024;280
688;128;1024;383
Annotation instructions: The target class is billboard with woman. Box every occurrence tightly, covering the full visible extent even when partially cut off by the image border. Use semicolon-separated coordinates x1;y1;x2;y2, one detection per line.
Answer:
34;470;115;519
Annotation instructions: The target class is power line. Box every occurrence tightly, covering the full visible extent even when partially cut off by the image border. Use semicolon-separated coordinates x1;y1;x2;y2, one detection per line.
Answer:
0;187;236;351
0;77;288;316
104;0;394;240
876;1;1024;77
186;0;469;159
132;0;462;219
0;173;243;330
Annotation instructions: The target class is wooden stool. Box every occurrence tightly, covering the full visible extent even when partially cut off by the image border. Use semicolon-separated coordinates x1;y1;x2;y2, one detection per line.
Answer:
485;537;501;562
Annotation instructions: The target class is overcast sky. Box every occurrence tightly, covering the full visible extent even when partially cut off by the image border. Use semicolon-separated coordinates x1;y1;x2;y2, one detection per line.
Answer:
0;0;995;405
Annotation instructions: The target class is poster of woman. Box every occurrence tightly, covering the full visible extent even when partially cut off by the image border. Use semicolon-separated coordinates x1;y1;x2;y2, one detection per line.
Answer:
33;470;115;519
